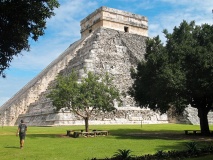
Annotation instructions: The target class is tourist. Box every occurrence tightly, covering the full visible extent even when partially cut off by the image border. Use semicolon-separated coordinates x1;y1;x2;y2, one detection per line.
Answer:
16;119;27;149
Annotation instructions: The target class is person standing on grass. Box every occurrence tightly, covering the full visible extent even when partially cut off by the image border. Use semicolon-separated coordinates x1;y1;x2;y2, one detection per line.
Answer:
16;119;27;149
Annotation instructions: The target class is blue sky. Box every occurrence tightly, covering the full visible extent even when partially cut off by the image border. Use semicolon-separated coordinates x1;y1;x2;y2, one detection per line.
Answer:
0;0;212;106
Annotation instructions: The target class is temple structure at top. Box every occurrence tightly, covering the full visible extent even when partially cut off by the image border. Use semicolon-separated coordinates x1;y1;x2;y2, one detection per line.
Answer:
80;6;148;38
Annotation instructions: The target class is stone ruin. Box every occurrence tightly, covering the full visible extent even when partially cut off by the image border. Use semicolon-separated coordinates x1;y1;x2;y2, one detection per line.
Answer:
0;6;212;126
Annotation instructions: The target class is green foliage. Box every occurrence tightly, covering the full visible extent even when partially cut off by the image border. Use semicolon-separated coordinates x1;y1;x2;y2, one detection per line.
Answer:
154;150;167;159
130;20;213;134
47;71;121;131
185;141;200;156
0;0;60;77
48;71;120;112
94;143;213;160
47;71;79;111
112;149;133;160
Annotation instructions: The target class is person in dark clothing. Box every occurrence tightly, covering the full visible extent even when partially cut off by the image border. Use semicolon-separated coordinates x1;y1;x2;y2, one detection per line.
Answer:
16;119;27;149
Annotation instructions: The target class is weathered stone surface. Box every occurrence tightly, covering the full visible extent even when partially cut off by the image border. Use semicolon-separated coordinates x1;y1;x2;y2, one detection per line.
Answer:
1;6;212;126
12;27;168;126
0;23;166;126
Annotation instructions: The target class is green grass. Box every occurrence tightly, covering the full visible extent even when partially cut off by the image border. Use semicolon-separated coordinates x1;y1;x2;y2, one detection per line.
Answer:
0;124;213;160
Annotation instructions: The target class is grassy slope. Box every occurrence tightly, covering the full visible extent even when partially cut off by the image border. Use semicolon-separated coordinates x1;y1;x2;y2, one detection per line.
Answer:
0;124;212;160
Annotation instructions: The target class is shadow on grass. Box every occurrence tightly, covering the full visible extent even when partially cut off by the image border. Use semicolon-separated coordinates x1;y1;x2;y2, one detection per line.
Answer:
26;133;61;139
109;129;213;141
26;128;213;141
108;129;213;151
5;146;20;149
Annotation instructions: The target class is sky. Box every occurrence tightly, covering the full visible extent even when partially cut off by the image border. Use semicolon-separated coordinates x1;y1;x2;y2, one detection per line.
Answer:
0;0;212;106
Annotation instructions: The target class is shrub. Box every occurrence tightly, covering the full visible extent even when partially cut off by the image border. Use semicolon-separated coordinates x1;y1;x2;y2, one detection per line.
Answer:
91;141;213;160
112;149;133;160
185;141;200;156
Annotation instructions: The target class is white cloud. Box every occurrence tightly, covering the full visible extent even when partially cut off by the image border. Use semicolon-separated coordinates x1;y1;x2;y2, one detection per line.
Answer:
10;38;71;71
148;0;213;43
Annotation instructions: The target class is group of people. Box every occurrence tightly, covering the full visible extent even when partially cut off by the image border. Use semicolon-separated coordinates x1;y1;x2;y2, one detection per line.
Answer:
16;119;27;149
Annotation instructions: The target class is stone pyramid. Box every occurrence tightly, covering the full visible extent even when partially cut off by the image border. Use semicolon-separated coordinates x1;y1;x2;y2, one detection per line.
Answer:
1;6;204;126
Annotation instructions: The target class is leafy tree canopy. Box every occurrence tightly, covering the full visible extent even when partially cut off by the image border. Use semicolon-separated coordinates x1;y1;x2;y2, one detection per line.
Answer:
48;71;121;131
130;21;213;135
0;0;59;77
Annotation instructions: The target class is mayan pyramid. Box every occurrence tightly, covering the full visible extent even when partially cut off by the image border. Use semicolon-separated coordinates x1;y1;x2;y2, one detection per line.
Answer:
0;6;207;126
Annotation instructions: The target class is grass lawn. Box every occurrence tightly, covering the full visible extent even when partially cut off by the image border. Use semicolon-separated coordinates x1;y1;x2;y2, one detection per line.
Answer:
0;124;213;160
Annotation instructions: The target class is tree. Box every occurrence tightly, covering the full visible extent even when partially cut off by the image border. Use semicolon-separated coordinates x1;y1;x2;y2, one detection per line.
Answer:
48;71;121;132
130;21;213;135
0;0;59;77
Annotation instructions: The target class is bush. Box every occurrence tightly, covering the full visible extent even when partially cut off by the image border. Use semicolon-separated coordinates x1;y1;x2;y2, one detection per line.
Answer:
91;142;213;160
112;149;133;160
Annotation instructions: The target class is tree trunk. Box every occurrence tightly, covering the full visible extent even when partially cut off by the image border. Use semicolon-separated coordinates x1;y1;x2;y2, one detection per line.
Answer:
198;107;210;135
84;117;89;132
